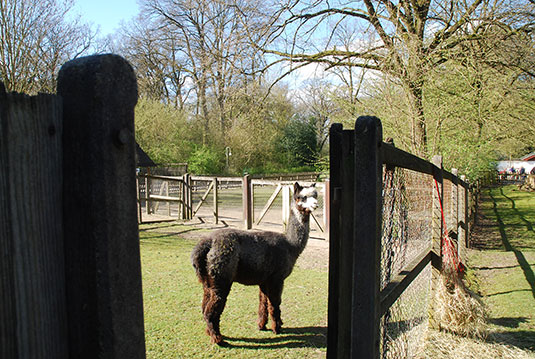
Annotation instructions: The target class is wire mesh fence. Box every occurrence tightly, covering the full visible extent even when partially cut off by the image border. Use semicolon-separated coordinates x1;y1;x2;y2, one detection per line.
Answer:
380;166;434;359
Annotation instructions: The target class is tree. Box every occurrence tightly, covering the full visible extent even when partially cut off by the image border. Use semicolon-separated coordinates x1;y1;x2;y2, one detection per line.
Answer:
0;0;96;94
139;0;267;143
253;0;535;157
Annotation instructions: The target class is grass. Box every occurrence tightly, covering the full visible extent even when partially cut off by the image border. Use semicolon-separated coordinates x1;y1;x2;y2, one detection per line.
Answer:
139;223;328;358
467;184;535;353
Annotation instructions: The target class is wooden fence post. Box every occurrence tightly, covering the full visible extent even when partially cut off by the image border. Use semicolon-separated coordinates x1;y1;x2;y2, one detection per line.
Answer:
243;175;252;229
182;173;192;220
451;169;459;258
282;185;291;230
146;167;152;214
137;175;143;223
429;155;444;330
58;54;146;358
324;179;330;241
213;177;219;224
1;83;68;358
350;116;383;358
327;123;347;359
327;116;383;359
459;175;468;255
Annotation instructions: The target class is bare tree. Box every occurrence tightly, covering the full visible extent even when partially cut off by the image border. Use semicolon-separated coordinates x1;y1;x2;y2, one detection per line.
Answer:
140;0;266;143
0;0;95;94
253;0;535;156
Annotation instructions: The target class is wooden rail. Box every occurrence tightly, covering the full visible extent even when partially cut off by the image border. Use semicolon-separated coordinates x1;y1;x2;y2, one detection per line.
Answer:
137;173;327;236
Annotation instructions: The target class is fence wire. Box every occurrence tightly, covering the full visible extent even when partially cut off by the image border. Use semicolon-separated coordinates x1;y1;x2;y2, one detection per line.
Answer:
381;166;434;359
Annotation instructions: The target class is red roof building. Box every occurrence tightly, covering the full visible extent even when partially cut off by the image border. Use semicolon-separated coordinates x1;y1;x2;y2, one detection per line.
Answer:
521;152;535;161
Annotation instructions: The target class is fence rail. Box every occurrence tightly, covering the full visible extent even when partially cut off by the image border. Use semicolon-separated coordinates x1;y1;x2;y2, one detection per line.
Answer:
327;116;471;359
137;172;326;236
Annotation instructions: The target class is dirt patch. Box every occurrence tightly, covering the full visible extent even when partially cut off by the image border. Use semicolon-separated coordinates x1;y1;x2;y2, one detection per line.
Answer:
142;220;330;272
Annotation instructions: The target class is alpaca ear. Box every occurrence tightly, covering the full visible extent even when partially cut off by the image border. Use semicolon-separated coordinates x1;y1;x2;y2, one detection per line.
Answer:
311;183;316;187
294;182;302;193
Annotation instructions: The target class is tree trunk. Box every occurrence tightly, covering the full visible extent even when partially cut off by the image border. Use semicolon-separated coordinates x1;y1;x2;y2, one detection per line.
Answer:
406;81;428;157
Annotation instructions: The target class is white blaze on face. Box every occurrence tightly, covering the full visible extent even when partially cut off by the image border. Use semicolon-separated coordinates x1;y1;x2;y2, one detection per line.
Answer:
297;186;318;212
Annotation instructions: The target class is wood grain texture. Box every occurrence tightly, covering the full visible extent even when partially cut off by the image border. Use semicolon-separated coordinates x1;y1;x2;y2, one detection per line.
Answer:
0;84;67;359
58;54;145;359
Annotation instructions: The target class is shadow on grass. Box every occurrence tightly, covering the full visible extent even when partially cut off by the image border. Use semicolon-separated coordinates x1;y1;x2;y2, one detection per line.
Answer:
221;326;327;349
489;317;530;328
499;187;534;232
489;189;535;300
488;329;535;352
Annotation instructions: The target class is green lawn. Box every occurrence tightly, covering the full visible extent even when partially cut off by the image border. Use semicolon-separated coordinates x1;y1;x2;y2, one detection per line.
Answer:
139;223;328;358
468;184;535;352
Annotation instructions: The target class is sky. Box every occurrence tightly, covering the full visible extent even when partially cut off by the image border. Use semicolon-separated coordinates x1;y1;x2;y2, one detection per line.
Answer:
73;0;140;36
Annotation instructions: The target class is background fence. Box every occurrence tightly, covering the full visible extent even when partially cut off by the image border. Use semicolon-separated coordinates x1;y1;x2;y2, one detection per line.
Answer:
136;172;327;238
328;117;471;359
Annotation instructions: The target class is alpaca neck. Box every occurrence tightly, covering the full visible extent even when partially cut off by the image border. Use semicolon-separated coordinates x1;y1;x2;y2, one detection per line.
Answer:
285;206;310;256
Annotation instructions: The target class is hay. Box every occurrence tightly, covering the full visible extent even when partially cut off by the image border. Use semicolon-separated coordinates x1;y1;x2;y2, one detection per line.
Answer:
435;272;488;338
418;330;535;359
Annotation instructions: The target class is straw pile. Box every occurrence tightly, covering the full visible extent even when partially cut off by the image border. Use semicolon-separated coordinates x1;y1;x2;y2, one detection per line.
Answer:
434;233;488;338
418;330;534;359
435;272;488;338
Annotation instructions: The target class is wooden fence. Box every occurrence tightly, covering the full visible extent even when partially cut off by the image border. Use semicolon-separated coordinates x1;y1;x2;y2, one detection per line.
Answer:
137;173;326;235
1;55;145;359
327;116;470;358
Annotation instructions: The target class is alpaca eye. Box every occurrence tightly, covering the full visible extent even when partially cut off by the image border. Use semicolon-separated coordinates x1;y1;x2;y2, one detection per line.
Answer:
302;196;307;201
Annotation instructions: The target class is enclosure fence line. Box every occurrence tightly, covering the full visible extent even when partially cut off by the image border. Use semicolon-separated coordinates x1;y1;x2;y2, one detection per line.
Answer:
327;116;470;359
136;172;326;235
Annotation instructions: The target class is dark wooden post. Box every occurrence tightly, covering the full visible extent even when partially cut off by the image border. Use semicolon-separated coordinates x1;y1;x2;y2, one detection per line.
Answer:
1;84;68;358
58;54;146;359
451;168;459;237
146;167;152;214
243;174;252;229
181;174;187;220
182;173;192;220
351;116;383;358
137;175;143;223
213;177;219;224
451;168;459;260
327;116;383;359
460;175;468;254
327;123;346;359
429;155;444;330
324;179;330;241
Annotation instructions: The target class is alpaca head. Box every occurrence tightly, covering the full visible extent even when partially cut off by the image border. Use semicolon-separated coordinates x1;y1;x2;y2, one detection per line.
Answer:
293;182;318;214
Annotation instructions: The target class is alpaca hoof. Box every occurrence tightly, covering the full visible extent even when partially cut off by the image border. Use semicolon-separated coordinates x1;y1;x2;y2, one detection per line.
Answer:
211;334;224;345
258;324;268;331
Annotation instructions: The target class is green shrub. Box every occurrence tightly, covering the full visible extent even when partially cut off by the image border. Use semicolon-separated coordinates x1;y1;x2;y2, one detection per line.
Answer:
188;146;224;175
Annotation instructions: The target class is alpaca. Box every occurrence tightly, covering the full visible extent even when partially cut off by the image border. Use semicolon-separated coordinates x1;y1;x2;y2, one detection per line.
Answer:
191;182;318;344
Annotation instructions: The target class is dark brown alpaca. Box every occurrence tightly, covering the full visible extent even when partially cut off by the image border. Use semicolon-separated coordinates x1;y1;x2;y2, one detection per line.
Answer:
191;182;318;345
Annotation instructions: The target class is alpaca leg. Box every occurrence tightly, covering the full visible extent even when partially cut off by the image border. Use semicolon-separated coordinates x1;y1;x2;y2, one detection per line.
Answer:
201;284;212;316
257;286;269;330
203;282;231;345
266;282;284;334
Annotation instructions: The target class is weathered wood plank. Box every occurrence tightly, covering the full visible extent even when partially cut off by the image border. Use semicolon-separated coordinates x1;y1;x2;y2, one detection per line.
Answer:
326;123;344;359
256;183;282;225
58;54;145;359
147;194;184;203
351;116;383;359
381;142;434;175
0;85;68;358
